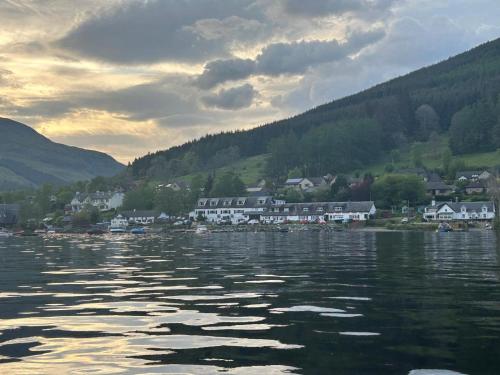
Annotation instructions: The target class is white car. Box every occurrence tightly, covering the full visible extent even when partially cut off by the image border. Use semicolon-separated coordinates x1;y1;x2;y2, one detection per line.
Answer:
247;219;259;225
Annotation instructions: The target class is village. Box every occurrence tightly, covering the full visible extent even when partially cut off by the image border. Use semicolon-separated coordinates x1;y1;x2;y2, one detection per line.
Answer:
1;167;497;236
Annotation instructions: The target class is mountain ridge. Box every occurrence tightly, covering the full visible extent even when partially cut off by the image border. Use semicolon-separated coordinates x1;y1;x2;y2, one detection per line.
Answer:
130;37;500;181
0;118;124;191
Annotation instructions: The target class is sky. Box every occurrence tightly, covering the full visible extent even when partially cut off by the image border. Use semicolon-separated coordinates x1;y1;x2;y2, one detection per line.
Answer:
0;0;499;163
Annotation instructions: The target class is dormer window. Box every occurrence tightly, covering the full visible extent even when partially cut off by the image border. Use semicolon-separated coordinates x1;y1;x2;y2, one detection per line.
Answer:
303;207;309;212
210;201;217;206
461;206;466;212
317;207;324;212
237;200;245;206
482;206;488;212
199;201;206;206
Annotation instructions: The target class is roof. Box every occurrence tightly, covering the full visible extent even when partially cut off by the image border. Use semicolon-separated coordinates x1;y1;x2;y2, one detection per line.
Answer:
121;210;158;218
429;201;495;213
284;178;303;185
308;177;327;186
73;191;121;202
195;196;273;209
455;171;484;179
263;201;375;215
465;181;486;189
426;181;453;191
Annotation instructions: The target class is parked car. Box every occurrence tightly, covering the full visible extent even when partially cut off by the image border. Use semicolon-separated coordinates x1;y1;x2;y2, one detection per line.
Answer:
247;219;259;225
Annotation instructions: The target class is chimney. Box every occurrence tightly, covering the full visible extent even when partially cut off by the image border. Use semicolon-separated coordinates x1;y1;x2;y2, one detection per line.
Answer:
431;200;436;207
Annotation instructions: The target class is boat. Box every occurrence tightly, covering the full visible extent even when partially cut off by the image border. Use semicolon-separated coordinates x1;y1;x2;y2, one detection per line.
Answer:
130;227;146;235
110;227;127;234
437;222;453;233
195;225;208;234
0;228;13;238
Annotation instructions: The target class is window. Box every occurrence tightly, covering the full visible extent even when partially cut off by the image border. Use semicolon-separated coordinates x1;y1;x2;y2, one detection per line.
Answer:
303;207;309;212
237;200;245;206
334;207;343;212
199;201;206;206
210;201;217;206
317;207;324;212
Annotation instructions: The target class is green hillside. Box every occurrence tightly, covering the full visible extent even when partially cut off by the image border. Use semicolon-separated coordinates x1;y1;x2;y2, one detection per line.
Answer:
129;37;500;182
0;118;124;191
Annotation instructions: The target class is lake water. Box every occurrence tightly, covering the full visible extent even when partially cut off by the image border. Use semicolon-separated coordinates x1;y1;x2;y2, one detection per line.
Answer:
0;231;499;374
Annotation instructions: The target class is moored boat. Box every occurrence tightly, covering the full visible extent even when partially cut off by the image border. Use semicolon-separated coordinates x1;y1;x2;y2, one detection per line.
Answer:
0;228;13;238
130;227;146;235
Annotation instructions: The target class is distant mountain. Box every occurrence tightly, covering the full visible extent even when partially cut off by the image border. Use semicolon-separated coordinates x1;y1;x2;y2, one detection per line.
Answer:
0;118;124;190
130;37;500;181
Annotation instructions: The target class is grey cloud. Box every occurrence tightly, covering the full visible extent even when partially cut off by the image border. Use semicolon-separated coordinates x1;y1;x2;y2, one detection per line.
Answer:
195;58;256;89
195;29;385;88
56;0;261;64
280;0;396;18
201;84;257;110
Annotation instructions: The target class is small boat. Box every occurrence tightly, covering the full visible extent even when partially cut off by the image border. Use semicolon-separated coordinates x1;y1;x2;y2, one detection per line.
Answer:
0;228;13;238
130;227;146;235
110;227;127;234
195;225;208;234
437;222;453;233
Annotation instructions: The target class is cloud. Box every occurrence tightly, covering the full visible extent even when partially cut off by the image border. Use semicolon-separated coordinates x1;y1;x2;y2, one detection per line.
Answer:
201;84;257;110
195;58;256;89
56;0;261;64
279;0;397;18
195;29;385;88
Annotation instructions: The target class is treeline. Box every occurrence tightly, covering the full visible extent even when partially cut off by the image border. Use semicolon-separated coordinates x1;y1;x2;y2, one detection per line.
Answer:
129;38;500;180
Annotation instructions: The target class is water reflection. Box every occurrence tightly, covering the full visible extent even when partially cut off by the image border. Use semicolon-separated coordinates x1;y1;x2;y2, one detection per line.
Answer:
0;231;499;374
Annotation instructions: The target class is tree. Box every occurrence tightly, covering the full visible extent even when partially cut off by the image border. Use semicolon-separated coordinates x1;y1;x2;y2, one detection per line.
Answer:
442;148;452;176
122;185;155;210
415;104;440;141
154;188;186;215
372;175;426;208
210;172;246;197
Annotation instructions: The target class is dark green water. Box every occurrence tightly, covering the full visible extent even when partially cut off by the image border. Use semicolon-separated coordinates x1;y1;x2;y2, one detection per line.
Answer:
0;231;499;374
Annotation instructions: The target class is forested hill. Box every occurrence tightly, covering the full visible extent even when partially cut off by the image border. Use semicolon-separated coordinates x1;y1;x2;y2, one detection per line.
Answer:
131;37;500;181
0;118;124;190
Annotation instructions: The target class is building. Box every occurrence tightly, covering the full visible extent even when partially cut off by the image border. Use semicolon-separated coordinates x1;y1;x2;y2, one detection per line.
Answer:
165;181;191;191
110;214;129;229
464;181;488;195
121;210;158;225
426;180;454;196
423;201;495;221
246;179;267;194
190;197;376;224
0;204;20;226
284;177;328;193
190;196;274;224
260;201;376;224
71;191;124;212
456;170;492;182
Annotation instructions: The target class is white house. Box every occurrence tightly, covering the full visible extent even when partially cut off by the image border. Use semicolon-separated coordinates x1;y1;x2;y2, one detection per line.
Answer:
110;214;128;229
71;191;124;212
121;210;157;225
190;196;274;224
260;201;376;224
423;201;495;221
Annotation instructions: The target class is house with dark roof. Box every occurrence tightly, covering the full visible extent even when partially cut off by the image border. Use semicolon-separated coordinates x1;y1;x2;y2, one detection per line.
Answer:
423;201;495;221
456;170;492;182
0;204;20;226
464;181;488;195
426;179;454;196
284;177;328;193
260;201;376;224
